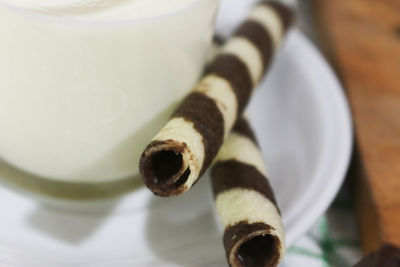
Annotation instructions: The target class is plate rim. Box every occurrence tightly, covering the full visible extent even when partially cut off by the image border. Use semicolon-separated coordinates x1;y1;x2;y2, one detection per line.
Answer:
273;29;353;246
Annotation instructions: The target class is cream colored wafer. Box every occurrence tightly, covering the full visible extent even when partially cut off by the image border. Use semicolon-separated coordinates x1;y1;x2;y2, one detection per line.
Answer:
211;117;285;267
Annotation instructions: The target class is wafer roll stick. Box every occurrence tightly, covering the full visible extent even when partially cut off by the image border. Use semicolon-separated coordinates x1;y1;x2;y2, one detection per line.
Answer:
140;1;293;196
212;117;285;267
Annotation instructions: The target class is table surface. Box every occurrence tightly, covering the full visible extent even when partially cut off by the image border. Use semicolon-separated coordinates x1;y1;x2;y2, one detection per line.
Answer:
313;0;400;254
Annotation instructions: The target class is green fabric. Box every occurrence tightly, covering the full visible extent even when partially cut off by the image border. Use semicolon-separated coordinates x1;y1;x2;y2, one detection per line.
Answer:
282;182;362;267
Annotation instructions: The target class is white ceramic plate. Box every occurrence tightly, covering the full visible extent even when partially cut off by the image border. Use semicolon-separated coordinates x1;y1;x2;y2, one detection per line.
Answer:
0;4;352;267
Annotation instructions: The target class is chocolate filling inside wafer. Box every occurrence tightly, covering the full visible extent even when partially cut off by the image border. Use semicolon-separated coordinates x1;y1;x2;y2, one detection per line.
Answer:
151;151;184;183
237;234;279;267
140;141;191;196
224;222;281;267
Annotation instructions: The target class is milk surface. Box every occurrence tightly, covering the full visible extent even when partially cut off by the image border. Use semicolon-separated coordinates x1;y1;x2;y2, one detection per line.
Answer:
1;0;202;20
0;0;219;183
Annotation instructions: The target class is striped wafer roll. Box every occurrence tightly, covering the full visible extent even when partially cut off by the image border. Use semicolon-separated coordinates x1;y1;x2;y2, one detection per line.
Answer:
139;1;293;196
212;117;285;267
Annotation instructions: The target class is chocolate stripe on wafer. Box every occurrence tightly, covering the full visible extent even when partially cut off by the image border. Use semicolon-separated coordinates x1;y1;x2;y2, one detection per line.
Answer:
211;118;285;267
249;1;293;52
212;160;278;209
232;117;258;145
206;54;252;115
260;2;293;32
139;1;293;196
234;21;273;74
172;92;225;174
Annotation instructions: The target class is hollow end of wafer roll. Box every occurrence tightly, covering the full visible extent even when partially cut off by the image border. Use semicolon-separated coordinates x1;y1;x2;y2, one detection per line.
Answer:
225;224;282;267
139;140;191;196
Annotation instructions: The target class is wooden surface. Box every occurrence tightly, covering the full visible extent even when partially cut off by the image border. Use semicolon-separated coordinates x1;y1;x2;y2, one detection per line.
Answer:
314;0;400;253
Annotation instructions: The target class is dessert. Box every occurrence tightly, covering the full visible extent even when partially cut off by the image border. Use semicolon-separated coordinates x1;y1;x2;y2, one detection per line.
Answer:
139;1;293;196
1;0;293;265
211;117;285;267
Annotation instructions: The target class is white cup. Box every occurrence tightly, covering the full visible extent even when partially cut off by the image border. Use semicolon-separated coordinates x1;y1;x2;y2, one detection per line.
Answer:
0;0;220;197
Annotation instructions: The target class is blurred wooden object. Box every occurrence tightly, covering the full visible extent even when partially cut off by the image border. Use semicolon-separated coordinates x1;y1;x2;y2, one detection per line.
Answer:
314;0;400;254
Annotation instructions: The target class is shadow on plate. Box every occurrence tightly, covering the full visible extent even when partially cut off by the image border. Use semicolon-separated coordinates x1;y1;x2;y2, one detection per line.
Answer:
26;199;119;244
0;104;174;244
145;175;226;266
